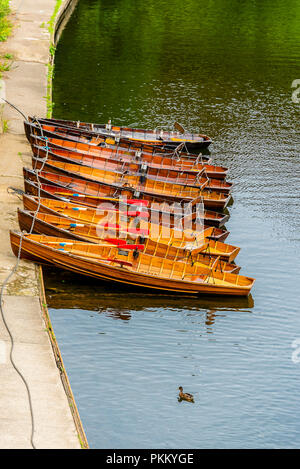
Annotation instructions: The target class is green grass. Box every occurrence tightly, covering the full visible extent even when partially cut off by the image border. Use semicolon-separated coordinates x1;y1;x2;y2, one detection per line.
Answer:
45;0;63;117
1;117;9;132
0;56;12;72
0;0;12;84
45;62;55;117
0;0;12;42
47;0;63;35
0;101;9;133
0;0;11;132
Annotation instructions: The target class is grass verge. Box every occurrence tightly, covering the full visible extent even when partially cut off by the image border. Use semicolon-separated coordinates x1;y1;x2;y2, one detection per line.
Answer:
0;0;12;132
45;0;63;117
0;0;11;43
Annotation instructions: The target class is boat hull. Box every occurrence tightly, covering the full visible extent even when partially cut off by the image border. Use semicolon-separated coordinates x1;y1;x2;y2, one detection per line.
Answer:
31;142;232;193
23;168;230;228
18;209;240;273
25;121;213;155
26;118;213;150
22;194;230;242
29;134;227;179
10;231;254;296
31;157;232;211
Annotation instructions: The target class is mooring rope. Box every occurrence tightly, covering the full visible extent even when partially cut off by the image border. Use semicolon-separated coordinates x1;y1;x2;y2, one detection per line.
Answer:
0;97;27;121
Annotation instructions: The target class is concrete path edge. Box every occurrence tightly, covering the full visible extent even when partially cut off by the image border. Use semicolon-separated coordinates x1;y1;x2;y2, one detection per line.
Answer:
0;0;88;449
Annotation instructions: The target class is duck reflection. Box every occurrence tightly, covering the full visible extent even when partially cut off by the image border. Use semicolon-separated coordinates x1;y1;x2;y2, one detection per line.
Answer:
205;309;216;331
104;310;131;321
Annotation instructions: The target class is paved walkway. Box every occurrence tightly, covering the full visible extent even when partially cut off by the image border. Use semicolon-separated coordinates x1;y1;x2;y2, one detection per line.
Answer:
0;0;83;449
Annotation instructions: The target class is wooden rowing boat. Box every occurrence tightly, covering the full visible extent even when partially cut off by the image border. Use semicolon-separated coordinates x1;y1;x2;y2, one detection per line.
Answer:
18;206;238;262
20;197;212;240
23;169;230;228
11;232;255;296
23;180;229;237
26;117;213;150
30;139;232;193
30;134;229;181
22;194;230;242
21;194;211;241
25;121;213;163
31;143;212;190
31;157;232;211
18;209;240;272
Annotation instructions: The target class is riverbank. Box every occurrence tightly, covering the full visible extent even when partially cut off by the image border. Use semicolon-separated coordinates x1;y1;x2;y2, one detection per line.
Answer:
0;0;87;449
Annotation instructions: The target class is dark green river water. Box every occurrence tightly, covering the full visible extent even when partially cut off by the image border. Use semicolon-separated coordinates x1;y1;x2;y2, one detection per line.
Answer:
46;0;300;448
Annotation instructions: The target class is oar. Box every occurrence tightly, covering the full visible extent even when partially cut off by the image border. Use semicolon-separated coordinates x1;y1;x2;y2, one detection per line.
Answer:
33;217;149;235
58;249;134;266
174;122;185;134
102;223;149;235
43;240;145;250
52;191;148;206
53;206;147;218
50;194;149;216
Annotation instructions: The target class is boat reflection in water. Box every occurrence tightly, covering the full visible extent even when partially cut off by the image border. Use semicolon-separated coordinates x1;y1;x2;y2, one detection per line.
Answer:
43;265;254;325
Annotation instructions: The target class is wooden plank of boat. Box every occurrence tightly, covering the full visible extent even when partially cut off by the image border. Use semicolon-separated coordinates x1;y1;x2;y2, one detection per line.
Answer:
10;232;255;296
31;143;213;190
27;117;213;150
31;157;232;211
23;168;230;228
21;196;212;242
25;121;214;159
22;194;230;242
18;208;239;263
23;180;230;233
23;180;229;239
18;209;240;273
31;139;232;193
30;134;229;181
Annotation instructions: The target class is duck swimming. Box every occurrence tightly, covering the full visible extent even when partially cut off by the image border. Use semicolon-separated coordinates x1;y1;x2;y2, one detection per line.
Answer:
178;386;194;403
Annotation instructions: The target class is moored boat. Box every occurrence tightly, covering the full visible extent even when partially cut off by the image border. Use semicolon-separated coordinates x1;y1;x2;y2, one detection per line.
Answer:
3;112;256;300
31;157;232;211
23;169;230;229
31;144;212;190
22;194;230;242
10;231;255;296
30;134;229;181
18;209;240;272
26;117;213;150
30;139;232;193
25;121;213;163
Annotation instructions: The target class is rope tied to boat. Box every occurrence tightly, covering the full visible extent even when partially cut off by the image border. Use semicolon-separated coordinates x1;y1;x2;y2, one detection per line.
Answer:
0;97;27;120
7;186;25;197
